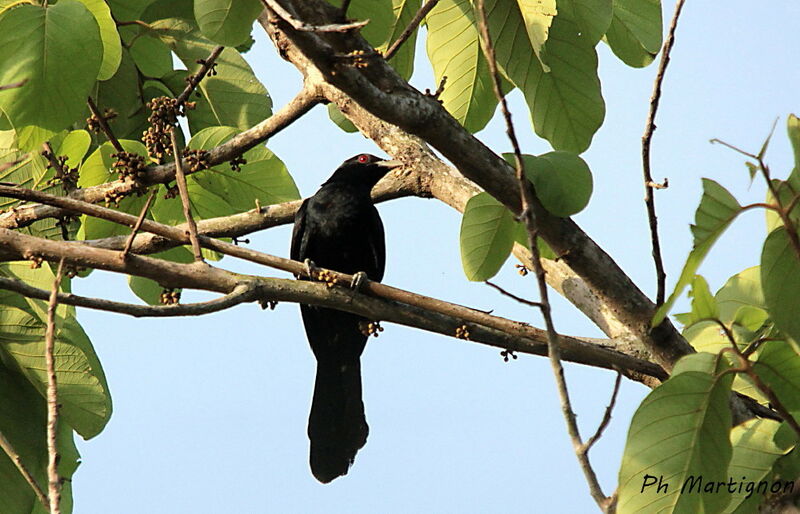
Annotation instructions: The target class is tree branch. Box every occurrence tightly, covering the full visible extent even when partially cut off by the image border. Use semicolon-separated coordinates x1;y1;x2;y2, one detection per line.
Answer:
259;0;368;32
0;85;322;230
258;0;695;374
641;0;687;305
87;96;124;153
45;259;64;514
169;129;203;261
0;227;665;383
0;431;49;509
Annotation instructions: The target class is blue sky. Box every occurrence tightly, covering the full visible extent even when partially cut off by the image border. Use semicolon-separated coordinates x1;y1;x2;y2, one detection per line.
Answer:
71;3;799;512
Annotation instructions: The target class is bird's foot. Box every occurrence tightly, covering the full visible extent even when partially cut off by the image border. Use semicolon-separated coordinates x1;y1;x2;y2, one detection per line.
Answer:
303;258;318;279
350;271;369;291
359;320;384;337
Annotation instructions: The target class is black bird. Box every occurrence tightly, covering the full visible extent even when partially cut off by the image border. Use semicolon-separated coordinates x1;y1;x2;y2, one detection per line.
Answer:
291;153;401;483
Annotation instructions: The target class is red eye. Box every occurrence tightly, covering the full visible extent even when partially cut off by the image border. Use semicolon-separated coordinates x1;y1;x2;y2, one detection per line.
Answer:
357;154;369;163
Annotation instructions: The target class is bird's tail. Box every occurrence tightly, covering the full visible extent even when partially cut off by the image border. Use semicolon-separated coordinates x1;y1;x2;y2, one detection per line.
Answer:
308;357;369;483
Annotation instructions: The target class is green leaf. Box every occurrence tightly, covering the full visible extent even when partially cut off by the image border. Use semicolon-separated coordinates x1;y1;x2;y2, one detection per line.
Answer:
687;274;718;323
327;103;358;133
94;47;148;140
518;0;557;71
0;263;112;438
153;20;272;133
0;361;79;514
128;246;193;305
0;1;102;131
761;228;800;342
556;0;613;45
194;0;262;47
141;0;194;22
376;0;421;80
485;0;604;152
51;130;92;170
604;0;662;67
724;419;789;513
525;151;593;216
185;126;299;208
653;179;743;325
460;192;516;281
426;0;500;133
715;266;765;325
617;353;734;513
788;114;800;171
106;0;158;21
753;340;800;413
74;0;122;80
130;34;173;78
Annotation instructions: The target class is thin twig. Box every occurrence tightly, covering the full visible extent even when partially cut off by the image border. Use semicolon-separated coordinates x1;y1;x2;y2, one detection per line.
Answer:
0;278;256;317
581;371;622;454
45;259;65;514
87;96;124;153
260;0;368;32
174;46;224;108
383;0;439;61
169;129;203;262
340;0;352;17
121;189;157;259
474;0;608;508
641;0;686;306
0;431;49;509
0;78;28;91
485;280;542;308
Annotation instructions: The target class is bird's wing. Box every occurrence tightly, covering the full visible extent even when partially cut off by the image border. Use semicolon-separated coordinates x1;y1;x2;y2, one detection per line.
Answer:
367;207;386;282
290;199;310;262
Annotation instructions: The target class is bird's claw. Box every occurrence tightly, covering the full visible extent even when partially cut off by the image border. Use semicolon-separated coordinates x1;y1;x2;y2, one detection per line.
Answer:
350;271;368;291
304;258;318;279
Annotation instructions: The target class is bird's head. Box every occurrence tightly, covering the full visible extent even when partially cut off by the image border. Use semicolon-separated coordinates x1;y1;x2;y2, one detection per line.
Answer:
324;154;403;191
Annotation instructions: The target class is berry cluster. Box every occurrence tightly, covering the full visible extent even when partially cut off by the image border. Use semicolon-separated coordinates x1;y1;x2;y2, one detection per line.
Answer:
455;324;470;340
43;152;79;190
86;108;117;133
182;148;209;173
160;288;181;305
359;320;384;338
229;155;247;172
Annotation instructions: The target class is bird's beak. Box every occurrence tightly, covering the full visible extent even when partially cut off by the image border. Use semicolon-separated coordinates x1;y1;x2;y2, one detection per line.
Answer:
376;159;403;169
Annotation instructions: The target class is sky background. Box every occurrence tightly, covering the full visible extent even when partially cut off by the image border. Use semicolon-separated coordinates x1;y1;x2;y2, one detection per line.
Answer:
68;2;800;512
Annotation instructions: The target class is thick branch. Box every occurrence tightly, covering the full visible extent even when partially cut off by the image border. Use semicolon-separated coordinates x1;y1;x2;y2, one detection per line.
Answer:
259;0;695;374
0;228;665;383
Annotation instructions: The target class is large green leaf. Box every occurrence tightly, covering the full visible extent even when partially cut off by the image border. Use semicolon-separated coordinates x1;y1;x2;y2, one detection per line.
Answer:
460;192;516;281
153;19;272;133
0;262;112;439
761;228;800;342
184;126;300;210
715;266;766;326
723;419;788;513
426;0;499;133
106;0;158;21
522;151;593;216
0;1;102;131
93;47;148;140
130;34;173;78
485;0;604;152
556;0;613;45
752;340;800;413
194;0;262;47
0;361;79;514
654;179;743;325
75;0;122;80
604;0;662;67
377;0;421;80
617;353;734;513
